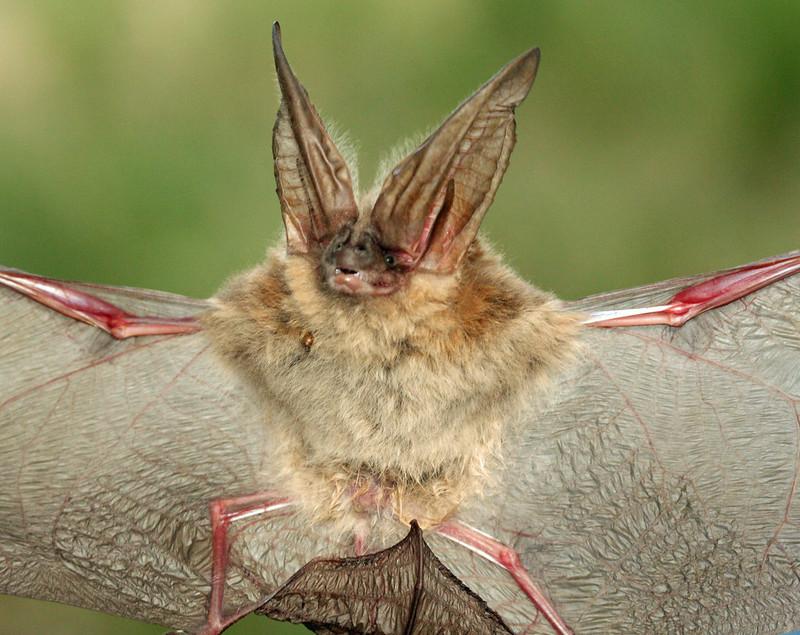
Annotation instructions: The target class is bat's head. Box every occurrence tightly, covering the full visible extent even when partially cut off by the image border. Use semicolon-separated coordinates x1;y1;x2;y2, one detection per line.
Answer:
271;22;539;299
320;224;406;297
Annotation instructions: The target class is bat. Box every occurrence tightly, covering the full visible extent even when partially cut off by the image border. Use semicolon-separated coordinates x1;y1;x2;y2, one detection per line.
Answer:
1;20;800;635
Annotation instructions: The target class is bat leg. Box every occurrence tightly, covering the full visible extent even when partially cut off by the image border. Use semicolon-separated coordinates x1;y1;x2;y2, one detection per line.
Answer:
435;520;573;635
198;493;294;635
0;270;200;338
584;253;800;327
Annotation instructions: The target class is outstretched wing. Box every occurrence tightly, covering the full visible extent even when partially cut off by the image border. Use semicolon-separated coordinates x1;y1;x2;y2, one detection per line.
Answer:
436;253;800;634
0;274;343;632
2;256;799;635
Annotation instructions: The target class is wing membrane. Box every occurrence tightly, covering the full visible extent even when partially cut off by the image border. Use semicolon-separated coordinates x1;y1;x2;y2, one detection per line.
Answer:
2;259;798;634
447;257;800;633
0;275;338;631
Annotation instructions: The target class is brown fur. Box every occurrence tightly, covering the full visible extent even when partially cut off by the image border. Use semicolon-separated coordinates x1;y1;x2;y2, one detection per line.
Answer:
203;232;580;530
205;36;578;535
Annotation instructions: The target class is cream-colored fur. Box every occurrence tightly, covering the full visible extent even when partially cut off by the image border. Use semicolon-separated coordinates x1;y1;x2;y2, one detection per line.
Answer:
203;225;579;530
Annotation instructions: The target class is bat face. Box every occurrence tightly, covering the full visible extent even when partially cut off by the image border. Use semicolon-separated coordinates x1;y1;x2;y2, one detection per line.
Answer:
321;223;408;297
203;23;580;532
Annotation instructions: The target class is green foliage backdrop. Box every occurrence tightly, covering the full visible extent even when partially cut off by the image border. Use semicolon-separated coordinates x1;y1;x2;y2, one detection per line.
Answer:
1;2;798;634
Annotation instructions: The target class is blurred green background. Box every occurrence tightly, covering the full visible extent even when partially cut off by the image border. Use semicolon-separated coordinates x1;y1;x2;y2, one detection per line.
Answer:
1;2;798;634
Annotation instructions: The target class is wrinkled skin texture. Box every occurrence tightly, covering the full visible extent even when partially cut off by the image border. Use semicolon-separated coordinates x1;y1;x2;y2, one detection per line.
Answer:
258;521;513;634
0;259;798;634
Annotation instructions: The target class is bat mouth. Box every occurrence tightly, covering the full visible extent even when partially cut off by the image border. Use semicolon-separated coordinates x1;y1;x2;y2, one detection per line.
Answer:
329;267;398;296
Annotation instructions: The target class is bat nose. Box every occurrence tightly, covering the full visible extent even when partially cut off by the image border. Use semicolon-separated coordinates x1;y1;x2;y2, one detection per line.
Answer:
334;234;379;272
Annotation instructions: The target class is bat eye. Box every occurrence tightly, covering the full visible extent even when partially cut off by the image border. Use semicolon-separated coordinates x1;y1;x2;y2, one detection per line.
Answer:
384;253;396;268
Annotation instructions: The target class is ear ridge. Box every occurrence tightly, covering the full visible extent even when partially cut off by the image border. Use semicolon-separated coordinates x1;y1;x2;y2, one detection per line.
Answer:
371;48;540;273
272;22;358;254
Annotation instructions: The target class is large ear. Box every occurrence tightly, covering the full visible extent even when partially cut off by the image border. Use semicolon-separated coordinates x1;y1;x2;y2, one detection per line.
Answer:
272;22;358;254
371;48;540;273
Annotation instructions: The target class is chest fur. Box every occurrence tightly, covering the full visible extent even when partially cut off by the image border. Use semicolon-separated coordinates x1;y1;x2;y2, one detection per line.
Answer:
203;249;579;523
260;322;528;480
